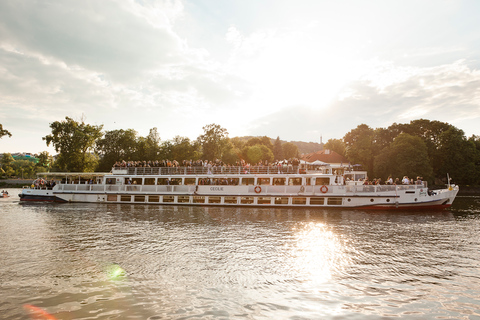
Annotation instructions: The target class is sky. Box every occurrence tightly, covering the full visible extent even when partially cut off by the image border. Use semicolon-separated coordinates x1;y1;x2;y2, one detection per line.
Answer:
1;0;480;154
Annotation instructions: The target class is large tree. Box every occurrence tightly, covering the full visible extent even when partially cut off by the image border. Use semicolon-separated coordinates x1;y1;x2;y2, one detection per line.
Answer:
43;117;103;172
435;127;477;184
324;138;346;157
0;153;15;177
344;124;376;174
197;124;229;161
273;136;284;161
282;142;299;160
96;129;139;171
161;136;199;161
374;133;433;181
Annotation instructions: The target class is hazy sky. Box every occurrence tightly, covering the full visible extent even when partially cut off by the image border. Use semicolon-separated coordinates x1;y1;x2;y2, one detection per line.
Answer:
1;0;479;154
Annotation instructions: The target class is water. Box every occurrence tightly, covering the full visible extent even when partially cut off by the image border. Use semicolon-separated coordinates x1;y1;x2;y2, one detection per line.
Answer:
1;188;479;320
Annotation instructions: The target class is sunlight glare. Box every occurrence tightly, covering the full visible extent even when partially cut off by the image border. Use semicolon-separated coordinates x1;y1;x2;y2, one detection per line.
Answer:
289;222;352;285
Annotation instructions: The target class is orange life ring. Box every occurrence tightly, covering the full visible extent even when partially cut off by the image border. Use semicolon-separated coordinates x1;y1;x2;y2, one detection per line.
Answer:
254;186;262;193
320;185;328;193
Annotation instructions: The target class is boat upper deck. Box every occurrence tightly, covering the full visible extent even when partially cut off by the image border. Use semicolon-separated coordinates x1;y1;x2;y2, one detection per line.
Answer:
111;165;342;176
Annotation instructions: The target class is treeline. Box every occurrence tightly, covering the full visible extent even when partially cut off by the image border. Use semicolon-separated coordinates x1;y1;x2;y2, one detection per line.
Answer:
1;118;479;185
0;117;301;177
325;119;480;185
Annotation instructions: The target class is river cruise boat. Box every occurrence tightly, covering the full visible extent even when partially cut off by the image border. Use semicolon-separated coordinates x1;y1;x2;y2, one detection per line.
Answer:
19;164;458;209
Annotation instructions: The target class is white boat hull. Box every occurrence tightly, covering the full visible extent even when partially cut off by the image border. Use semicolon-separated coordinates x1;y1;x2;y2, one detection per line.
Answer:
20;183;459;210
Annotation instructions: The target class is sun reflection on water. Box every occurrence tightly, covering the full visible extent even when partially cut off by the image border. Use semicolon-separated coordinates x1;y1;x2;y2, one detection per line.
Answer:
288;222;353;285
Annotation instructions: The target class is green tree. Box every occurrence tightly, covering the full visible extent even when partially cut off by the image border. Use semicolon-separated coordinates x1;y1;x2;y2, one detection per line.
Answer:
222;139;241;165
242;144;274;164
13;160;36;179
36;151;52;169
96;129;139;171
344;124;376;174
436;127;477;185
374;133;433;182
145;127;162;160
197;124;229;161
273;136;284;160
43;117;103;172
282;142;299;160
164;136;198;161
0;124;12;139
1;153;15;177
324;138;346;157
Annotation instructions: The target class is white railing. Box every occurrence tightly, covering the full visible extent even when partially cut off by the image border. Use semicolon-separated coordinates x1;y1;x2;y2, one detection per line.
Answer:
54;182;427;195
112;165;304;176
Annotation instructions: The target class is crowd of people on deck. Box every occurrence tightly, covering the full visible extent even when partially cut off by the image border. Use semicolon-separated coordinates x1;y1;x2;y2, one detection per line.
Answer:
31;178;57;189
363;176;424;185
113;158;303;174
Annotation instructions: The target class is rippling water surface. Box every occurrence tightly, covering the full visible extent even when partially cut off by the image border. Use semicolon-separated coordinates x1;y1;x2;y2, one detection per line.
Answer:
1;189;479;319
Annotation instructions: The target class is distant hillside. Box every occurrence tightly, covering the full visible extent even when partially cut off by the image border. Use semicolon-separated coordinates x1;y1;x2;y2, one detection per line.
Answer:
233;136;324;155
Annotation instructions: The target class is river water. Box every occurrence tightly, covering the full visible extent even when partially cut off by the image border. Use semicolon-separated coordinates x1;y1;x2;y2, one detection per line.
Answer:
1;188;479;320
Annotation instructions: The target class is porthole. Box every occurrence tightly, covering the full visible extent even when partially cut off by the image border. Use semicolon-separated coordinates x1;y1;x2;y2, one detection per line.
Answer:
386;199;390;203
370;199;374;202
347;198;351;202
414;198;418;202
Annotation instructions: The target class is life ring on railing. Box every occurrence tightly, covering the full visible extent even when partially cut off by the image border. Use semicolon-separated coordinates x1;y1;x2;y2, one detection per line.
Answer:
320;185;328;193
254;186;262;193
300;186;305;193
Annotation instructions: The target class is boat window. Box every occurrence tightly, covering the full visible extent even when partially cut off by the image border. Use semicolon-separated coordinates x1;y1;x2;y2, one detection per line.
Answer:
157;178;169;185
288;178;302;185
178;196;190;203
120;195;131;202
107;195;117;201
310;198;325;205
240;196;254;204
144;178;155;185
327;198;343;205
241;178;254;185
193;196;205;203
315;178;330;185
170;178;181;185
224;196;237;204
212;178;229;185
198;178;211;185
163;195;174;203
132;178;142;185
148;196;160;202
273;178;286;185
274;197;289;204
257;197;271;204
134;195;145;202
292;197;307;204
208;196;221;204
257;178;271;185
304;178;312;185
184;178;196;185
106;178;115;185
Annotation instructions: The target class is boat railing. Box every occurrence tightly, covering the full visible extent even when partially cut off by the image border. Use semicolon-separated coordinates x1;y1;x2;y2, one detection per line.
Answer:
112;165;307;176
55;181;428;195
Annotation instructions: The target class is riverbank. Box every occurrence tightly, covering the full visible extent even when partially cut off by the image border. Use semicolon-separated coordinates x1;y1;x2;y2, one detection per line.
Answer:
0;179;32;188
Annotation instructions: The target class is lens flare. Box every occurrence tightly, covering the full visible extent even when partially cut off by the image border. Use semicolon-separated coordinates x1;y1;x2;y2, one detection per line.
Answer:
106;263;126;279
23;304;57;320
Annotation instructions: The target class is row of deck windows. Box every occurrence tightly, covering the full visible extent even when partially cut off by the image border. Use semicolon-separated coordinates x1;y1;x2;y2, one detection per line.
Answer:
108;194;343;205
108;176;332;186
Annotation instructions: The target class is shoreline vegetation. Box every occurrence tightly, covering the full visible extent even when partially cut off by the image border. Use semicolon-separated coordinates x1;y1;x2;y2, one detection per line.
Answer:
2;119;480;189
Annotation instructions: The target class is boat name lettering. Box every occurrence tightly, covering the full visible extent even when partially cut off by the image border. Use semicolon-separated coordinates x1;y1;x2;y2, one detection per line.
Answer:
210;187;224;191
